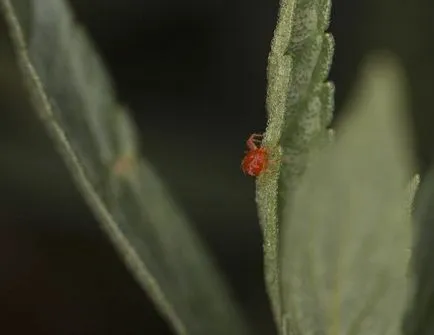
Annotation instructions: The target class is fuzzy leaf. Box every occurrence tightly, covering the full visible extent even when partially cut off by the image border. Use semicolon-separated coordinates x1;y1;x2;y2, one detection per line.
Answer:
257;0;334;327
0;1;251;334
280;54;414;334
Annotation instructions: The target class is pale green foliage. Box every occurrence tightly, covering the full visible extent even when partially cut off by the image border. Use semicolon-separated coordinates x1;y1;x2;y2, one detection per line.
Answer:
257;0;334;327
404;168;434;335
280;55;416;334
1;0;422;334
0;1;251;334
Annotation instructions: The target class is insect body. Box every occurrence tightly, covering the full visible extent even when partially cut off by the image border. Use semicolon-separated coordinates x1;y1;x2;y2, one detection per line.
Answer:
241;133;268;177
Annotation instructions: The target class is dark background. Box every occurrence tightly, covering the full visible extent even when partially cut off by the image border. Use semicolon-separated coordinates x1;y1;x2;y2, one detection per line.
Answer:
1;0;433;334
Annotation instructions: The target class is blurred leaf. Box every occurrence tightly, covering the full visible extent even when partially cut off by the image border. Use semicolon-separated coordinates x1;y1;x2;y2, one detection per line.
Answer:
403;168;434;335
0;1;251;334
257;0;334;327
280;53;415;334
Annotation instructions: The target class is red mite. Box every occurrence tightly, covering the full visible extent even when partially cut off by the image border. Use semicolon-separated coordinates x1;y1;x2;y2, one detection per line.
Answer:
241;133;268;177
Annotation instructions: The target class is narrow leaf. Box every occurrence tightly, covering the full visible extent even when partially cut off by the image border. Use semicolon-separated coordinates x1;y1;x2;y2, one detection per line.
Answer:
280;54;414;334
0;1;251;334
403;168;434;335
258;0;335;327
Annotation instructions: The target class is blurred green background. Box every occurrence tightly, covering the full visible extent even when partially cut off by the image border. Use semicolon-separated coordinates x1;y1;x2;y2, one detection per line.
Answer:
0;0;432;334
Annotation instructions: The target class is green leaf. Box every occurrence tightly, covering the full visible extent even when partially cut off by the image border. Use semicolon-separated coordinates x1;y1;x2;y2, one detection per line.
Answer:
403;168;434;335
257;0;334;327
280;54;415;334
0;1;251;334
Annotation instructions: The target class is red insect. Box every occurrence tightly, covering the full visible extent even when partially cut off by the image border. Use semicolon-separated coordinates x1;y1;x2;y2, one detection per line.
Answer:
241;133;268;177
